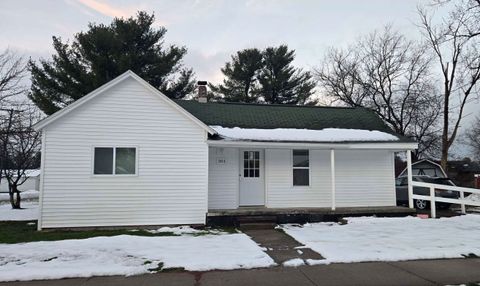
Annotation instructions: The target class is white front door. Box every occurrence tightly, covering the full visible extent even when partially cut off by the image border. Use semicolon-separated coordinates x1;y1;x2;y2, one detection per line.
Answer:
239;149;265;206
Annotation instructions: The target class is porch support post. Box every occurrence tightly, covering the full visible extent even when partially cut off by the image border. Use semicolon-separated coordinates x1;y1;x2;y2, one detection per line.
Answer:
331;149;336;211
407;150;414;209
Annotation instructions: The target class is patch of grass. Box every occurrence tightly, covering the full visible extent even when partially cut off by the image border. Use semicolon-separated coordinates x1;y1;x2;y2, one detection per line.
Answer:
147;262;164;272
42;256;58;262
160;267;185;272
462;253;479;259
0;221;177;244
214;226;239;234
189;226;239;236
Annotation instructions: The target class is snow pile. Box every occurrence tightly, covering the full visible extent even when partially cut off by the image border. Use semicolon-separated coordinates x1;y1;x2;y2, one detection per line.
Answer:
281;215;480;264
0;190;39;202
145;225;203;235
210;126;399;142
282;258;305;267
144;225;227;235
0;201;38;221
0;233;275;282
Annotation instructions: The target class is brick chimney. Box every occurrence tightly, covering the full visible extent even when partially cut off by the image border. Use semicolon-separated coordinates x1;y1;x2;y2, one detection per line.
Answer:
197;81;208;103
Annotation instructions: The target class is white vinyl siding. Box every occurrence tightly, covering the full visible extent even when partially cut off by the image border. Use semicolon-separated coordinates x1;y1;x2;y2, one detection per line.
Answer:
40;77;208;228
264;149;395;208
266;149;332;208
208;147;239;209
334;150;396;207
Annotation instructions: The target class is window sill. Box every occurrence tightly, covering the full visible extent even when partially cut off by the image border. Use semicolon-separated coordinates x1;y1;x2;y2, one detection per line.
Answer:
92;174;138;178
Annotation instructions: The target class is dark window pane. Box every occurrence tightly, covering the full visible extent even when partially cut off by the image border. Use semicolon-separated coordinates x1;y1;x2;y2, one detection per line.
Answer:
244;170;248;177
254;151;259;160
293;169;309;186
94;148;113;174
115;148;136;174
244;151;248;159
254;160;259;169
249;169;254;177
254;169;259;177
293;150;309;167
244;160;248;169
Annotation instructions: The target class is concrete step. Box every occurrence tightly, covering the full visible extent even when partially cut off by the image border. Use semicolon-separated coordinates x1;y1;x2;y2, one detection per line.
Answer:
236;215;278;224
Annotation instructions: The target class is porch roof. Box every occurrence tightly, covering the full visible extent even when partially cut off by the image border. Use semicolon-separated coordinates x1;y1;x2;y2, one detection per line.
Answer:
174;100;415;144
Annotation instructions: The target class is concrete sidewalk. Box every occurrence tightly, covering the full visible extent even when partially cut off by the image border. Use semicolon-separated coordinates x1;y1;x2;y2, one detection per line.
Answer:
2;258;480;286
241;228;323;264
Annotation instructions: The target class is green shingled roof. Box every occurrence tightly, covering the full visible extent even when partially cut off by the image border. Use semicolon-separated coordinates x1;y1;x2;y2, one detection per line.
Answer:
176;100;382;129
174;100;413;142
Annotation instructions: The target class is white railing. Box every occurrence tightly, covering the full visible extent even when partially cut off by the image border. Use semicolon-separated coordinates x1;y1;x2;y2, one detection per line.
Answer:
411;181;480;218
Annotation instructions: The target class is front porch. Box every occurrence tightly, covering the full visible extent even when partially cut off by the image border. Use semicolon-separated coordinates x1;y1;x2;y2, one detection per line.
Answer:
207;206;416;226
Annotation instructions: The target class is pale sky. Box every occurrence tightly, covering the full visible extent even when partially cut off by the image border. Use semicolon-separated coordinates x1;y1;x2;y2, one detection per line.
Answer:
0;0;479;157
1;0;424;83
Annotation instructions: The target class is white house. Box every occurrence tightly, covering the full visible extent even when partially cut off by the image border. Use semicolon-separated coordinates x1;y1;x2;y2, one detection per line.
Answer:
33;71;417;229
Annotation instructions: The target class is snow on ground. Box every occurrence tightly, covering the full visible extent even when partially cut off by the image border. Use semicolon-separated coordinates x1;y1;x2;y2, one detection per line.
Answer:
466;193;480;202
0;233;275;282
0;201;38;221
210;126;399;142
282;258;305;267
144;225;228;235
281;215;480;265
0;190;39;202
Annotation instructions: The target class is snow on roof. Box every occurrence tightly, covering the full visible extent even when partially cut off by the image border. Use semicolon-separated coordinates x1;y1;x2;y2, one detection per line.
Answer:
210;126;399;143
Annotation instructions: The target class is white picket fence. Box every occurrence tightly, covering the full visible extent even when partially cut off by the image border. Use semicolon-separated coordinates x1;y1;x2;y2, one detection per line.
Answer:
410;181;480;218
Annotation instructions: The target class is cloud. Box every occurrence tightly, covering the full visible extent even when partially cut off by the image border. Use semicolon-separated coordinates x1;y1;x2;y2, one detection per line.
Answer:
75;0;137;18
183;49;229;84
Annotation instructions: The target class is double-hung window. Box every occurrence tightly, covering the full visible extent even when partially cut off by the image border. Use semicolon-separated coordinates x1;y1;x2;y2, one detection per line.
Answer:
94;147;136;175
293;150;309;186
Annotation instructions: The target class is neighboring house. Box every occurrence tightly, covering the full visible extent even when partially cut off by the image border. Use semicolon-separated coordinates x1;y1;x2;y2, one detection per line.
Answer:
33;71;417;229
446;159;480;188
398;159;447;178
398;158;480;188
0;169;41;193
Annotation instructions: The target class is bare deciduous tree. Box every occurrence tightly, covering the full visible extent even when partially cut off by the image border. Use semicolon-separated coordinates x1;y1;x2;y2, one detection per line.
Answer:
465;116;480;159
432;0;480;39
0;49;27;193
419;2;480;169
0;104;41;209
0;49;26;105
315;26;441;159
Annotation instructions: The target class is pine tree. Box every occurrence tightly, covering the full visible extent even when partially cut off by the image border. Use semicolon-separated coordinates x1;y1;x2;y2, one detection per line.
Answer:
29;11;195;115
257;45;316;105
212;45;316;105
209;48;263;103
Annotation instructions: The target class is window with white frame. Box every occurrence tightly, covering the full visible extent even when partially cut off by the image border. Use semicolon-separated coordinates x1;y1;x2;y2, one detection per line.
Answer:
243;151;260;178
94;147;136;175
293;150;309;186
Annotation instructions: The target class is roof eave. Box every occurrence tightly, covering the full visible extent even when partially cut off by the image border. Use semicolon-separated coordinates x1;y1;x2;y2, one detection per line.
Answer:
207;139;418;150
33;71;216;135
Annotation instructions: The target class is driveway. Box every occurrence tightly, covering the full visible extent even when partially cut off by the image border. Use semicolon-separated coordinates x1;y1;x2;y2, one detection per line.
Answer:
2;258;480;286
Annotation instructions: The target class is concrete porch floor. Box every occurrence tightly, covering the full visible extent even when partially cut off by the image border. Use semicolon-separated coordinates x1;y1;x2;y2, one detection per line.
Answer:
207;206;416;226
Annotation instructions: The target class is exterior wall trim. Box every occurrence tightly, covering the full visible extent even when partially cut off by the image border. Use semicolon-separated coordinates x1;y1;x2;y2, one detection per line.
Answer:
207;140;417;150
